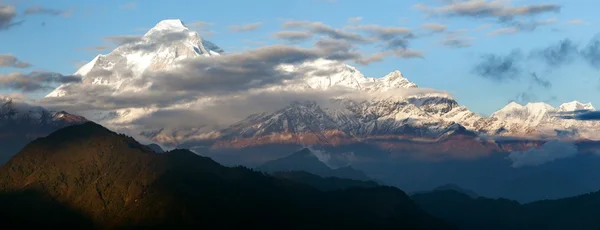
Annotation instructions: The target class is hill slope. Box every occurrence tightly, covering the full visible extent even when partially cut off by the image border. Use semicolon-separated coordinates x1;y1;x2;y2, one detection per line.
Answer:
257;148;374;181
0;122;455;229
412;189;600;230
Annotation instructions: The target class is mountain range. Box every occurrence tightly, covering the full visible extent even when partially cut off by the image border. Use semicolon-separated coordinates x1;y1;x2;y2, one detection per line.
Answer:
3;19;600;202
40;19;600;161
3;119;600;229
0;121;455;229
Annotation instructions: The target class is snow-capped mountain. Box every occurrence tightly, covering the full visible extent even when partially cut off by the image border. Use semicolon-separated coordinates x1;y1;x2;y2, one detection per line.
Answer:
484;101;600;139
0;96;87;164
277;60;418;92
42;18;600;155
0;97;86;126
47;19;224;97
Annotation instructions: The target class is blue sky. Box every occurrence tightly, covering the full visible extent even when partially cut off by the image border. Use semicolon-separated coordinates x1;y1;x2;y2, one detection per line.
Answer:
1;0;599;115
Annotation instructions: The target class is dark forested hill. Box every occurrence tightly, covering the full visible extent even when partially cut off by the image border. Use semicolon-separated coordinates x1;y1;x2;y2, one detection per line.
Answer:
0;122;455;230
412;189;600;230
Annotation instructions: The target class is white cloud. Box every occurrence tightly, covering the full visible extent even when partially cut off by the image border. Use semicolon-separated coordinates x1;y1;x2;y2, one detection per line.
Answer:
508;141;578;168
420;23;447;33
230;22;262;32
347;17;363;24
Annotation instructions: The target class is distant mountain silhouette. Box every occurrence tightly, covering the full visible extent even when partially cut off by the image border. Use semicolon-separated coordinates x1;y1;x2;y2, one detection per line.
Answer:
412;189;600;230
257;148;374;181
0;122;455;229
146;143;164;153
433;184;479;198
0;110;86;165
272;171;379;191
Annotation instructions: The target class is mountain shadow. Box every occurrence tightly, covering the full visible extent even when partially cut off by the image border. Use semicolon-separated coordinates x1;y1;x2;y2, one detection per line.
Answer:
272;171;379;191
146;143;164;153
257;148;374;182
412;189;600;230
0;122;456;230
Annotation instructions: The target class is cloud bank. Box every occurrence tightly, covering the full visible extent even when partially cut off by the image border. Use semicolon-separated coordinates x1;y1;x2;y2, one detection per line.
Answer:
508;141;578;168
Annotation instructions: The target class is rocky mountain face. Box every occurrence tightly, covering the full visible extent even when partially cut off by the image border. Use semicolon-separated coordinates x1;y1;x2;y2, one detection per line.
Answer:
44;18;600;162
0;97;87;164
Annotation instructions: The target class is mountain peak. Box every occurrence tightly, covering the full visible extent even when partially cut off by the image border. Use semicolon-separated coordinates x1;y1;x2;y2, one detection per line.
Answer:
498;101;523;111
558;100;595;112
524;102;553;111
47;18;224;99
383;70;404;80
145;19;188;36
292;148;314;157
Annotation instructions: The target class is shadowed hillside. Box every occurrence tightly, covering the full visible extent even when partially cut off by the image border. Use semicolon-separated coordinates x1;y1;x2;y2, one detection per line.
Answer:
257;148;375;182
412;189;600;230
272;171;379;191
0;122;455;229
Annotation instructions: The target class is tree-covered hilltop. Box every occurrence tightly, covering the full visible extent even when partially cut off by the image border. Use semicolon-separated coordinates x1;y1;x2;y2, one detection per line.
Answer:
0;122;455;230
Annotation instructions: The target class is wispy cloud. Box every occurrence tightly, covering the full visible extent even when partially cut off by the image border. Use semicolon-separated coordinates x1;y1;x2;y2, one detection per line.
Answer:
416;0;560;37
474;23;492;31
581;35;600;69
0;54;31;68
530;72;551;89
276;20;423;63
187;20;215;38
488;27;520;36
414;0;560;20
350;24;413;40
103;35;142;46
347;17;362;24
441;35;474;48
529;39;579;68
472;50;522;81
229;22;262;32
566;19;584;25
488;18;557;36
120;2;136;10
273;31;314;43
188;20;213;28
513;91;538;104
0;71;80;92
79;45;111;52
420;23;447;33
0;4;22;30
24;5;72;17
284;20;372;43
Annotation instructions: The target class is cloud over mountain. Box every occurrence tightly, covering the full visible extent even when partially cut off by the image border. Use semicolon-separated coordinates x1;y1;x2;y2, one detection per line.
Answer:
508;141;578;167
0;72;80;92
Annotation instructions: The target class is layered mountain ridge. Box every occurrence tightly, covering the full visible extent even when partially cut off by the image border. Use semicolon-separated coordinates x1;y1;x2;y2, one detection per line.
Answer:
0;97;87;164
0;121;456;229
41;19;600;157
